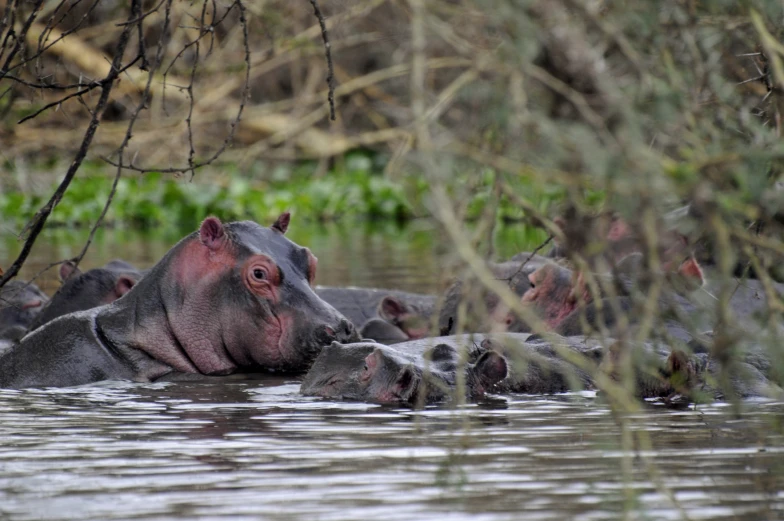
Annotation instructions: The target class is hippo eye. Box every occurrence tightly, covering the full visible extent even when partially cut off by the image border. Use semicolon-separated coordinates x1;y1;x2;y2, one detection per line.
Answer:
252;268;267;281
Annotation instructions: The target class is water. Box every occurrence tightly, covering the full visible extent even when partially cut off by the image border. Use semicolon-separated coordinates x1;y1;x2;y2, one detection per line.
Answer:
1;223;783;520
0;383;782;520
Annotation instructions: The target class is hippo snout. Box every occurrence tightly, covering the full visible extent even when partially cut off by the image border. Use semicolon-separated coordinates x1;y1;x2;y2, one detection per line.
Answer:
317;319;359;345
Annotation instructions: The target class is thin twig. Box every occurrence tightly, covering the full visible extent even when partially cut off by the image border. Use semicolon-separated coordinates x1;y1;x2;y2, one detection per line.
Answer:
17;56;141;124
0;0;140;290
309;0;336;120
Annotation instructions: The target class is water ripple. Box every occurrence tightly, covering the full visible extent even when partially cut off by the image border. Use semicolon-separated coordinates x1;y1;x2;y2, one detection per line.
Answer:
0;380;782;520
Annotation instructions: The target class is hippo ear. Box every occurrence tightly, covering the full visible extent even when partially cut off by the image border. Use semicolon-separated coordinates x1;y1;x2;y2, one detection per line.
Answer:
568;271;590;305
439;316;454;336
677;256;704;288
114;275;137;299
479;338;496;351
392;364;418;401
199;216;226;251
474;350;508;385
379;296;407;321
271;212;290;234
59;261;81;281
664;255;704;295
552;216;566;246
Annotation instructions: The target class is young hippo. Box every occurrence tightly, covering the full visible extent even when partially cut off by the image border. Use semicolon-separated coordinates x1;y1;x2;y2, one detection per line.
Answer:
0;214;358;389
28;259;144;331
0;280;49;343
315;287;437;344
300;338;508;405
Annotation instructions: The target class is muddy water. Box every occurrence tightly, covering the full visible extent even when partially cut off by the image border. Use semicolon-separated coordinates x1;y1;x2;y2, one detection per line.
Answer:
1;223;783;520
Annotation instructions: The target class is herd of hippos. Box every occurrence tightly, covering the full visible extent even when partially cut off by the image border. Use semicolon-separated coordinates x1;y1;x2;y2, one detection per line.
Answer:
0;212;782;406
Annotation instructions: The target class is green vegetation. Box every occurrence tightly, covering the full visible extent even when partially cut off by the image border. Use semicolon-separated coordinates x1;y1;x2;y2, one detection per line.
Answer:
1;153;414;229
0;153;563;232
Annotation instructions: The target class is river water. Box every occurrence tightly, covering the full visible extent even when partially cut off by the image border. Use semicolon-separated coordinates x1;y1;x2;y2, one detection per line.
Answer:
1;223;783;520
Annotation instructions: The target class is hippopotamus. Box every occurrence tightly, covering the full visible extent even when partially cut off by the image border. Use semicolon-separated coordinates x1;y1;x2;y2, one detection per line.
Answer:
301;333;778;406
300;336;509;405
0;214;358;389
301;333;602;406
0;280;49;354
520;252;709;337
315;286;437;344
27;259;144;331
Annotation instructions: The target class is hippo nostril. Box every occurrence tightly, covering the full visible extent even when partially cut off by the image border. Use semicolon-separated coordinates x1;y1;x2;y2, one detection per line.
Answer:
337;319;359;343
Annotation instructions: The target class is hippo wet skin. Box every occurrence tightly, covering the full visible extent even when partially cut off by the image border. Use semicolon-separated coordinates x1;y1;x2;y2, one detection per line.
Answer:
0;215;358;389
300;338;508;405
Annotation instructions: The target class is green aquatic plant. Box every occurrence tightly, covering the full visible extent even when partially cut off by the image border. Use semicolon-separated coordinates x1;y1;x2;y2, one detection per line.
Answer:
0;152;562;231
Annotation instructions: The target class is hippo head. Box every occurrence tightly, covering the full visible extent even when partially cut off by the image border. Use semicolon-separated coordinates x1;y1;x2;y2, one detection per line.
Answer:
300;341;508;405
29;261;142;331
0;280;49;333
521;263;587;330
377;296;430;339
139;214;358;375
359;317;410;345
437;261;542;336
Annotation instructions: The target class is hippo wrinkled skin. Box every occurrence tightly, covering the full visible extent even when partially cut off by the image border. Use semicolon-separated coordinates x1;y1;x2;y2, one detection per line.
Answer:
0;214;358;389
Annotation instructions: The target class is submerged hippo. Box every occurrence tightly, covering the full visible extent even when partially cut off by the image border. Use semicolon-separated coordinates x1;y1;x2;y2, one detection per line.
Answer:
28;259;144;331
301;333;777;406
0;214;358;389
300;333;602;405
315;286;437;344
300;337;508;405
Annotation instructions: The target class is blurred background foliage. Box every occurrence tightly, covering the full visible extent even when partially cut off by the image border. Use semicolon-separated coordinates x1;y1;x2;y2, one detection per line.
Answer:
1;1;782;234
1;0;784;281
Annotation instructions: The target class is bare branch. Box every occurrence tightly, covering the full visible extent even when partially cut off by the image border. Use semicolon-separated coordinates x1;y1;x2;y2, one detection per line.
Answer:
309;0;336;121
0;0;142;290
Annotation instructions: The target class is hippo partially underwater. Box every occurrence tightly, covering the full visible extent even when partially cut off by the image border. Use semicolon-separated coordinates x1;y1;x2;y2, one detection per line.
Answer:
0;214;358;388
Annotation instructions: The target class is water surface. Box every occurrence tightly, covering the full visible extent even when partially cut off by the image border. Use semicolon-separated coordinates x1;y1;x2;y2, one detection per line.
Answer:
1;382;782;520
1;223;783;520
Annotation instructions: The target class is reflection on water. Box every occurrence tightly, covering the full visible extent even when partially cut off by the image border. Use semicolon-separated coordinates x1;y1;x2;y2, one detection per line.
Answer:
1;223;783;520
0;382;782;521
1;220;543;295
